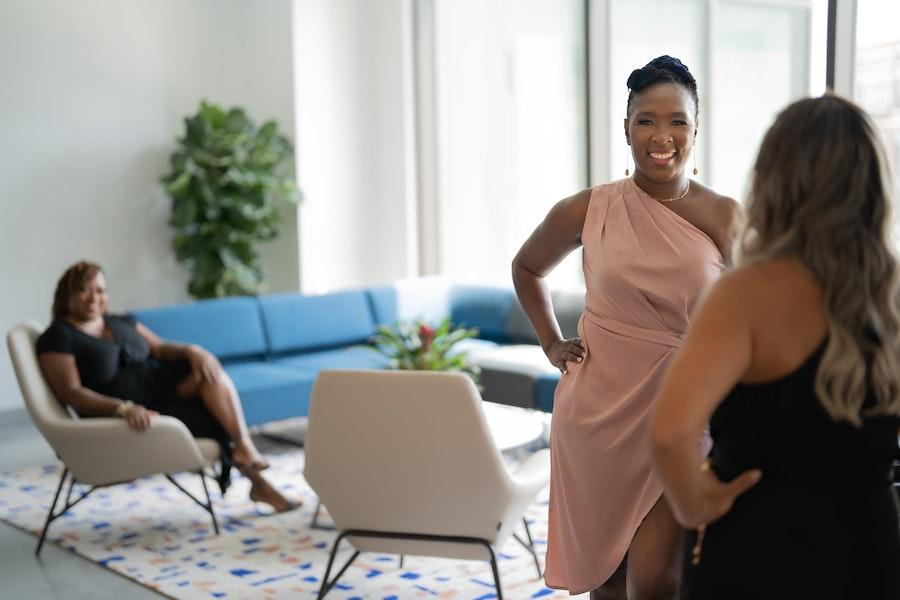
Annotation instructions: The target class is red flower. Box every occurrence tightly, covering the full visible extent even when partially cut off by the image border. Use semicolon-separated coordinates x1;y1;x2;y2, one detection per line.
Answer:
418;323;435;352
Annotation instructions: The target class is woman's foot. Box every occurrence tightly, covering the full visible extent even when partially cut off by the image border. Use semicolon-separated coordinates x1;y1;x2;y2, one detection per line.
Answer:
232;439;270;472
248;479;301;513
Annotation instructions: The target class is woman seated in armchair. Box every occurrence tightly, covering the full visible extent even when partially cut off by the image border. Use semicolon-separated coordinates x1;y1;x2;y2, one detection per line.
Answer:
36;260;298;513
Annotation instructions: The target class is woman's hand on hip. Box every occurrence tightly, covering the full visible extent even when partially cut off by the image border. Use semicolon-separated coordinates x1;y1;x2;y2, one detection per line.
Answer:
543;338;585;374
186;345;222;383
695;462;762;527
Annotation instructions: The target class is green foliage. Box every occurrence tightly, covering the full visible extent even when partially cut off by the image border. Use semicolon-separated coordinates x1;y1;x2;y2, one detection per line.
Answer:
161;101;301;299
367;317;481;386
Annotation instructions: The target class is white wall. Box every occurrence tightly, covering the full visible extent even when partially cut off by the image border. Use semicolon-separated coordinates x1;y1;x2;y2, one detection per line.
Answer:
294;0;417;293
0;0;298;412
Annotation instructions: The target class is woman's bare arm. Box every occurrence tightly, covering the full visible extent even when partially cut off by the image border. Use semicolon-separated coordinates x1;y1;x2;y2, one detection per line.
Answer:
136;322;220;383
511;187;591;372
38;352;155;430
650;270;761;527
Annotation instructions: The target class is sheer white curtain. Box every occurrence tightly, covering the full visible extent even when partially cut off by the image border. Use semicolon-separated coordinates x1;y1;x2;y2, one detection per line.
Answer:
610;0;827;202
855;0;900;245
422;0;829;290
428;0;587;289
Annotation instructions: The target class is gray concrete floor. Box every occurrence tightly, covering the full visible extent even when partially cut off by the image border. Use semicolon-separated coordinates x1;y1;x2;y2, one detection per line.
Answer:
0;409;169;599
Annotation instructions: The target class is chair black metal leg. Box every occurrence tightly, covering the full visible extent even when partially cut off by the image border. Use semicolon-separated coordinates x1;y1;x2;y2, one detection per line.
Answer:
512;517;543;579
61;474;76;511
317;531;359;599
35;468;68;556
164;473;220;536
315;529;503;598
324;549;360;596
399;554;404;569
198;470;219;535
485;543;504;600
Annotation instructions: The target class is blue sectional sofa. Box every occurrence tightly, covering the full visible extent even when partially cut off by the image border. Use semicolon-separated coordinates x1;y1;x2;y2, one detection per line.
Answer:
130;279;583;426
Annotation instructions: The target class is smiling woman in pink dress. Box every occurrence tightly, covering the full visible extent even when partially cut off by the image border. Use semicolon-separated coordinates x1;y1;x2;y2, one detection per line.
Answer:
512;56;742;599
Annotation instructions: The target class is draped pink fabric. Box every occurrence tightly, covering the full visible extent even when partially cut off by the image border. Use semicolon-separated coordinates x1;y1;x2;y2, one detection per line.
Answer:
544;178;723;594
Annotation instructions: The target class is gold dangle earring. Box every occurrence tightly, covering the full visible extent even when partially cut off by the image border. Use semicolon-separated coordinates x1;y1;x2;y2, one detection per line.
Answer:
625;145;631;177
692;138;699;176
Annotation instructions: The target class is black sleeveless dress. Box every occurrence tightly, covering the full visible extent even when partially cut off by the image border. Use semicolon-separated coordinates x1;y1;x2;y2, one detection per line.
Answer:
682;341;900;599
36;315;233;492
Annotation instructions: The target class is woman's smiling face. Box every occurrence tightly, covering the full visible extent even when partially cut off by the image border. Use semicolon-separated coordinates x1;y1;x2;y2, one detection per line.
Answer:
68;271;108;322
625;82;697;184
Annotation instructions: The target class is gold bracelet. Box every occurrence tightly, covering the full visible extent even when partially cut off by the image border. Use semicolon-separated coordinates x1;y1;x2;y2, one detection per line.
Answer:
114;400;135;418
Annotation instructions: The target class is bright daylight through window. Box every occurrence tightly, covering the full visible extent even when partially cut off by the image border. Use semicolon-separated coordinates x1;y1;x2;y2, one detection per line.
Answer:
424;0;831;289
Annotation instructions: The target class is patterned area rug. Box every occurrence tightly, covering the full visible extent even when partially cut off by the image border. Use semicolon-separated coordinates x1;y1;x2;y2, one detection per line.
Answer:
0;449;569;599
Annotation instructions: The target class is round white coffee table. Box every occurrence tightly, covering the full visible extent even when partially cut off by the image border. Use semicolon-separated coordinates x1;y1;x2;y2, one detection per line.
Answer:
481;401;548;452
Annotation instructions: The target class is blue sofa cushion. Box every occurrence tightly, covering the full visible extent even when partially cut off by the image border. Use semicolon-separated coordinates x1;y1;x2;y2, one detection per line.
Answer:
224;363;318;427
272;346;390;372
131;297;267;361
449;286;516;343
259;291;377;355
536;374;559;412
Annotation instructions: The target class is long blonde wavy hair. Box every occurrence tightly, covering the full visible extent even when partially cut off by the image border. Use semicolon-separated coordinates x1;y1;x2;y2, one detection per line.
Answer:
738;94;900;425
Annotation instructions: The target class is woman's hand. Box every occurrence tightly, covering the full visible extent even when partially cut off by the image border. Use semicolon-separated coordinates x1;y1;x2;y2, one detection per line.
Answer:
691;462;762;527
124;404;158;432
543;338;585;374
186;345;221;383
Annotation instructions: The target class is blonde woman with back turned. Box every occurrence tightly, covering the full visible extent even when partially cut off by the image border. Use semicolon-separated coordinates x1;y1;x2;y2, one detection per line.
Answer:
651;94;900;599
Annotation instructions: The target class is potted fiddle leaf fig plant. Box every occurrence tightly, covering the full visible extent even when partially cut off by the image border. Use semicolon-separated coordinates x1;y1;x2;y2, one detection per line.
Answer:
162;100;301;299
367;317;481;386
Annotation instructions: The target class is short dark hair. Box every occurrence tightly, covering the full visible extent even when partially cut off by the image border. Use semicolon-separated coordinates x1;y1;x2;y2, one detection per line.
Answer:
626;55;699;118
52;260;104;319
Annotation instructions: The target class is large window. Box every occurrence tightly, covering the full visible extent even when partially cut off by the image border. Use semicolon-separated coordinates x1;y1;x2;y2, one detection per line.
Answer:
610;0;827;201
424;0;587;288
855;0;900;245
420;0;829;289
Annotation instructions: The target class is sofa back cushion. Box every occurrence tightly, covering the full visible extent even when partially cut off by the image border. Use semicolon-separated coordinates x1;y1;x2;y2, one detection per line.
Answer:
259;291;376;354
131;297;267;361
448;285;516;343
367;280;515;343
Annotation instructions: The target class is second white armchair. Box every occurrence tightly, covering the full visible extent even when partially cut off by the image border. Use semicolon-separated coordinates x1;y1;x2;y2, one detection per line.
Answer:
304;369;551;599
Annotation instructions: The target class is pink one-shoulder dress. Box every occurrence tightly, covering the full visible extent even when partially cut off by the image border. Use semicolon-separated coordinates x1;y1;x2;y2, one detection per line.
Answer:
544;178;724;594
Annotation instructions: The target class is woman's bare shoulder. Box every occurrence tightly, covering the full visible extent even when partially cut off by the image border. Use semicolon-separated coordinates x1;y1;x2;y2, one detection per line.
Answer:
691;181;742;226
710;259;823;324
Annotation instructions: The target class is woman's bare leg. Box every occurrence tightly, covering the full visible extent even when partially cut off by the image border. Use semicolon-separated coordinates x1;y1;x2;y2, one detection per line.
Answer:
241;466;297;512
177;372;266;469
590;558;627;600
625;495;684;600
176;373;297;511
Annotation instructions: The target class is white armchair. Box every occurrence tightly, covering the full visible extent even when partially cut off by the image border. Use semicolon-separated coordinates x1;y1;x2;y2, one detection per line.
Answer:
304;369;551;600
6;320;222;555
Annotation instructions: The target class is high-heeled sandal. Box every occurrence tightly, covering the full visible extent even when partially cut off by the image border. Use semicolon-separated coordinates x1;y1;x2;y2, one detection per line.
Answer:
249;489;302;514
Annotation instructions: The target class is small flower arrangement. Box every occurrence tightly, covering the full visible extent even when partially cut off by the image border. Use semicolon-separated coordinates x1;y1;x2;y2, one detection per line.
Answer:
367;317;481;384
